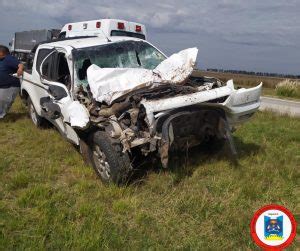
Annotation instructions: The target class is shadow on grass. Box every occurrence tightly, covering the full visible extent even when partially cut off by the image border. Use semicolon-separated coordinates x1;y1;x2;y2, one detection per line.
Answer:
130;136;261;186
1;112;28;122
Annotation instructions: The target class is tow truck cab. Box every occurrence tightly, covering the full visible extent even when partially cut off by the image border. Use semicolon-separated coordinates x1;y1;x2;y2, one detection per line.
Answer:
59;19;147;40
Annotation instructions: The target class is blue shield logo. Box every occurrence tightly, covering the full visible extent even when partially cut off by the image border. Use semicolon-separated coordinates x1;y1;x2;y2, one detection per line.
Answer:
264;216;283;240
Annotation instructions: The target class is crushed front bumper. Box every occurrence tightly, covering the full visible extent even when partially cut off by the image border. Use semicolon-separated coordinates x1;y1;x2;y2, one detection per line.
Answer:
221;82;262;125
141;80;262;129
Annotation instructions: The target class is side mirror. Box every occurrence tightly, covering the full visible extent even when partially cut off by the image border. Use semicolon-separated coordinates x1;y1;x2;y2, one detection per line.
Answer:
40;97;62;120
48;85;68;100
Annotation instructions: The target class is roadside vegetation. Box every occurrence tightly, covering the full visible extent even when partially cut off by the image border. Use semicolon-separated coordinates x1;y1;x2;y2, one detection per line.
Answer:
275;79;300;99
198;70;300;100
0;98;299;249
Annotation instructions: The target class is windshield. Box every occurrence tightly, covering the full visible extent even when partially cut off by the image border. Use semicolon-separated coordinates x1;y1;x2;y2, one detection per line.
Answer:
73;41;166;83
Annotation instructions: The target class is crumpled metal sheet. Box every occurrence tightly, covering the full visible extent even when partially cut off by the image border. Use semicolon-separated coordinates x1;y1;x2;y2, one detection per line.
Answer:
87;48;198;105
68;101;90;128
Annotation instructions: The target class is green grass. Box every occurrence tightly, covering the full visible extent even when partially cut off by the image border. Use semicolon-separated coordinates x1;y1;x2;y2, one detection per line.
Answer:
0;98;299;250
275;80;300;99
276;87;300;99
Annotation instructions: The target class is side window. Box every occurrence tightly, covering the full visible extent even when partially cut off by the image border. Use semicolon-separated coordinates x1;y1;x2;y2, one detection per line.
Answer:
56;53;71;89
41;53;55;80
36;49;52;75
41;51;71;90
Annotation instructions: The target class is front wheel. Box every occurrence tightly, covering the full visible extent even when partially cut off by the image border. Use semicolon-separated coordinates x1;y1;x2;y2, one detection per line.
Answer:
89;131;132;185
27;97;48;128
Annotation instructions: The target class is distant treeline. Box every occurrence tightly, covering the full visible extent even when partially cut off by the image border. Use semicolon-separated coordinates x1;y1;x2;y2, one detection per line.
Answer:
206;69;300;79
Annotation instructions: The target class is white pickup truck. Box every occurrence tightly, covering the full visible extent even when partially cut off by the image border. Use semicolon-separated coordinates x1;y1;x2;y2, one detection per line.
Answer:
20;19;262;185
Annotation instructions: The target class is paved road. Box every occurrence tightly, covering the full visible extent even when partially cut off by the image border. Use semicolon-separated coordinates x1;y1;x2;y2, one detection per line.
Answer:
260;96;300;117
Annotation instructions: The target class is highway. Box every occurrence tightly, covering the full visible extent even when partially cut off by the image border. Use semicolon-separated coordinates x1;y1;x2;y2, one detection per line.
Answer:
260;96;300;117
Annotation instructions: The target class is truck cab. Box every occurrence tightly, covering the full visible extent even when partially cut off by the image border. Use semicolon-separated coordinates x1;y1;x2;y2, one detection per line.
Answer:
21;35;165;146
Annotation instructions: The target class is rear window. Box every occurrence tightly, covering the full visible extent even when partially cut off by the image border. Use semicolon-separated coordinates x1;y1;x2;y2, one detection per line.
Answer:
110;30;145;40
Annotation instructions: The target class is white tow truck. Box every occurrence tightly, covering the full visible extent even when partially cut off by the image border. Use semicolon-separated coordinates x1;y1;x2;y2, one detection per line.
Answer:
20;19;262;184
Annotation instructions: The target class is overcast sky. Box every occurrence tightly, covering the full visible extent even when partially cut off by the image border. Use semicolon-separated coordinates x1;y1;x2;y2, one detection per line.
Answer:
0;0;299;74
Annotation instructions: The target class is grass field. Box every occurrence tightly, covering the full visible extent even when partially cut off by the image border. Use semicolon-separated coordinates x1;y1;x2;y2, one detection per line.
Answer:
0;98;299;249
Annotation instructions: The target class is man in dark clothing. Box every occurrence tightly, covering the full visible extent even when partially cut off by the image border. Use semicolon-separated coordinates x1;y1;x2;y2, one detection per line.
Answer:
0;45;24;118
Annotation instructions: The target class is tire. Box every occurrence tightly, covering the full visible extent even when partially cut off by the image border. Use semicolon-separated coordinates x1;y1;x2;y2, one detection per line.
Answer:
89;131;132;185
27;97;48;128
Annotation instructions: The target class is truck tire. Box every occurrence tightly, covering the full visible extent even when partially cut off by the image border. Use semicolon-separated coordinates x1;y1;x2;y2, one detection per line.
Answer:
27;97;48;128
89;131;132;185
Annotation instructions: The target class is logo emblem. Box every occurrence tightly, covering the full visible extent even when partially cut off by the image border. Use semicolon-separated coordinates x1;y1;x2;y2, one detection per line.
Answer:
250;205;297;250
264;215;283;240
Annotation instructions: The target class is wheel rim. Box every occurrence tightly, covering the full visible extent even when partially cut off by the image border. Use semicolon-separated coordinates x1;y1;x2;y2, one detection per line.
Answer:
30;103;38;126
93;145;111;180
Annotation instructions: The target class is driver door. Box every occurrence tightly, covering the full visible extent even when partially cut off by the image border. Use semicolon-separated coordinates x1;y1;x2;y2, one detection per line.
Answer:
39;49;88;145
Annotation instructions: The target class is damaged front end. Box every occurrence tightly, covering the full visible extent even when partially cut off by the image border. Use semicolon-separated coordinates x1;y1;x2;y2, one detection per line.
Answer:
76;76;255;168
72;44;262;170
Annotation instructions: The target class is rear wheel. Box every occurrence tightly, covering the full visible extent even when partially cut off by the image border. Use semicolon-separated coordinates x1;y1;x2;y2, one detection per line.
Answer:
27;97;48;128
89;131;132;185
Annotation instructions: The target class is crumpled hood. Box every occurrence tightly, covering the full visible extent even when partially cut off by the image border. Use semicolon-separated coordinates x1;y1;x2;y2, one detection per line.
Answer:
87;47;198;104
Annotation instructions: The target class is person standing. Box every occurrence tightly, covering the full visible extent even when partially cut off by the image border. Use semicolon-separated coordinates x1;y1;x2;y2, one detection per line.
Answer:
0;45;24;119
